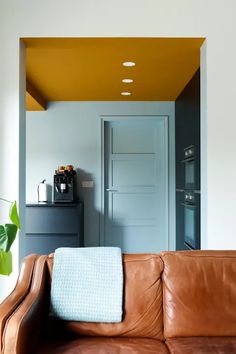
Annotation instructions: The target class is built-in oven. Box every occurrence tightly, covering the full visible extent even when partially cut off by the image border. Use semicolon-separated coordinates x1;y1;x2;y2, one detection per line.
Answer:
182;190;200;250
182;145;195;190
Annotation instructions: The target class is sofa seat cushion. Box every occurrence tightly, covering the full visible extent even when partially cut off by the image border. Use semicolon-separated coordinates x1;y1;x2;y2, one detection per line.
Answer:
166;337;236;354
37;337;170;354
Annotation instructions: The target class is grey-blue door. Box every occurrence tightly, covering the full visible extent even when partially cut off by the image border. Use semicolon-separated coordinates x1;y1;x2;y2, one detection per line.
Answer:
104;117;168;253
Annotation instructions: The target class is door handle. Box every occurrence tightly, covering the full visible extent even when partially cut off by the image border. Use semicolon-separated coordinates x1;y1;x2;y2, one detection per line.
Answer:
106;189;119;192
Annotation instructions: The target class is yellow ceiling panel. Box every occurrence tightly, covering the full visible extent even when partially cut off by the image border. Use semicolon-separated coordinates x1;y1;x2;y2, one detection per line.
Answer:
23;37;205;110
26;91;45;111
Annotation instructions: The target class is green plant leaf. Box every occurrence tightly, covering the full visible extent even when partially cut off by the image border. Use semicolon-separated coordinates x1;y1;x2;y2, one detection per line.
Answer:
0;224;18;252
0;250;12;275
9;201;21;229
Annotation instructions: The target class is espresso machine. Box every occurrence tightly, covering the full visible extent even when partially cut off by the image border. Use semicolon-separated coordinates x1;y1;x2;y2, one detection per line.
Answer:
53;165;76;203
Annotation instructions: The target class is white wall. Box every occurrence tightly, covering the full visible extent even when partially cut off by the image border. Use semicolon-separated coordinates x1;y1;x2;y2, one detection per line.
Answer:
0;38;24;301
26;101;175;249
1;0;236;299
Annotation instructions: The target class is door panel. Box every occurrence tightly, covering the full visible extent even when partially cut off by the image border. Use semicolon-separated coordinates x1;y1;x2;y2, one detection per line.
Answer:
112;125;155;153
105;227;164;253
112;193;157;225
112;158;156;186
104;117;168;253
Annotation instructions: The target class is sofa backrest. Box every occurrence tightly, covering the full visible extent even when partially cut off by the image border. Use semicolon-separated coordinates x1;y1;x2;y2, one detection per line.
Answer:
161;250;236;338
47;253;164;340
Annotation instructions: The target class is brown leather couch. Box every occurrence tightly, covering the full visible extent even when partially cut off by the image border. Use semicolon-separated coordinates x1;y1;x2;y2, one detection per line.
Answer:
1;250;236;354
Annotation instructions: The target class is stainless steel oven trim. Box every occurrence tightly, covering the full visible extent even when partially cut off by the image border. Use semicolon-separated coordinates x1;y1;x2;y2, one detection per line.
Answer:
176;189;200;193
181;203;197;208
181;157;195;163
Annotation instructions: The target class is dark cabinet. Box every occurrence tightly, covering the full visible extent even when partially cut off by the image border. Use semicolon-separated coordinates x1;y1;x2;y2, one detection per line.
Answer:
21;202;83;259
176;191;185;250
175;69;201;251
175;69;200;191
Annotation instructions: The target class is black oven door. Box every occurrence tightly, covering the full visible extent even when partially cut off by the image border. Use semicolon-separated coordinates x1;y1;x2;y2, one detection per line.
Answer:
183;158;195;190
182;194;200;250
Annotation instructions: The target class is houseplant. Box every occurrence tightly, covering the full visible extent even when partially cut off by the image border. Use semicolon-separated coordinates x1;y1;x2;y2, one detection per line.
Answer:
0;198;20;275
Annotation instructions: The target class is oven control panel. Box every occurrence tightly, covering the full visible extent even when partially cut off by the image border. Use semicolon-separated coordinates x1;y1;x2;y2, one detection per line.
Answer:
184;145;195;159
184;191;195;203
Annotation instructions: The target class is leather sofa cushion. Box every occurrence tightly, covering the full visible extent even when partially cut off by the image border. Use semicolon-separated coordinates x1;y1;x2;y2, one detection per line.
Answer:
47;253;164;340
162;251;236;338
37;337;169;354
166;337;236;354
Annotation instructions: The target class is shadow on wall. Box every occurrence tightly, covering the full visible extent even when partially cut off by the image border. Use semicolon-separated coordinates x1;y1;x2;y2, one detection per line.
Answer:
76;168;125;249
47;184;53;202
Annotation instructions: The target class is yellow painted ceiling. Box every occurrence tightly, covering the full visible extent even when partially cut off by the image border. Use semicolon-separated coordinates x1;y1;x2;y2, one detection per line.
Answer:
26;92;44;111
23;38;205;110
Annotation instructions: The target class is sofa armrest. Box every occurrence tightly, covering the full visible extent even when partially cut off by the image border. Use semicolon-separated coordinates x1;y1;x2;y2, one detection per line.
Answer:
1;255;50;354
0;254;39;345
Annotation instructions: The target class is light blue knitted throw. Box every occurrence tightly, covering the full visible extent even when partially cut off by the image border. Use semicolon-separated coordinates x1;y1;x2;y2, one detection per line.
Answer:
50;247;123;322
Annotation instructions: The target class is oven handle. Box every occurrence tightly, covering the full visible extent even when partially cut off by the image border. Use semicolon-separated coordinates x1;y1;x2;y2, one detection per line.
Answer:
181;203;197;209
181;157;195;163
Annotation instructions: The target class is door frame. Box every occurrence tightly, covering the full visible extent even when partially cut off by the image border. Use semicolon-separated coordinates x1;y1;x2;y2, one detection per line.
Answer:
100;115;173;251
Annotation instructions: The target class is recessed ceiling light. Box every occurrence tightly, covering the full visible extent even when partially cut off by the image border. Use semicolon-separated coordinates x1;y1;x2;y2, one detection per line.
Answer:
121;92;131;96
122;79;133;83
122;61;136;67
